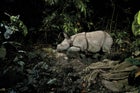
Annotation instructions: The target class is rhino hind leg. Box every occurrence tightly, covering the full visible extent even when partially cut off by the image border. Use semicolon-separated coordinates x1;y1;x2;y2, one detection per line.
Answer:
102;38;113;53
102;45;110;53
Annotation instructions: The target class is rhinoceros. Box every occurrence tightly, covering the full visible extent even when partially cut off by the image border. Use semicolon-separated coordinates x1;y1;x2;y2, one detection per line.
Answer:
57;30;113;54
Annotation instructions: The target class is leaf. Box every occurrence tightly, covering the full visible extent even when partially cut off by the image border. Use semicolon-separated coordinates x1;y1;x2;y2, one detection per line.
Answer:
137;11;140;25
17;61;25;67
10;15;28;36
132;10;140;36
47;78;57;84
75;0;87;16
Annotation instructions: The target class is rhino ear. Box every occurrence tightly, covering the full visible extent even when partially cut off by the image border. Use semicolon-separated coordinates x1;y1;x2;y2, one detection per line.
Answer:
63;32;70;39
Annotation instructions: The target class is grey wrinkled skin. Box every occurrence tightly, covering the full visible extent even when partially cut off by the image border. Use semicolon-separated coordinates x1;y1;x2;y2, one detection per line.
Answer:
57;30;113;54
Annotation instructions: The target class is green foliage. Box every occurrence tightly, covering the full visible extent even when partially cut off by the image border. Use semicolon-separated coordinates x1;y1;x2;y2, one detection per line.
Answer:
111;31;128;48
41;0;91;35
62;14;79;35
9;15;28;36
132;10;140;36
0;13;28;60
74;0;87;16
138;11;140;25
125;57;140;66
132;39;140;48
1;13;28;39
131;11;140;50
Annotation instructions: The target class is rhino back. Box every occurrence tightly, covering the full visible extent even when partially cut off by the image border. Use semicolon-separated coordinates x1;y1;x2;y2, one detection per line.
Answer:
71;32;87;51
86;31;105;52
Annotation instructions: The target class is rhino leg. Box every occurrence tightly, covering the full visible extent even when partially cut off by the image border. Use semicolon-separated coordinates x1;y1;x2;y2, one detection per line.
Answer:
102;34;113;53
67;46;81;52
66;46;81;58
102;42;112;53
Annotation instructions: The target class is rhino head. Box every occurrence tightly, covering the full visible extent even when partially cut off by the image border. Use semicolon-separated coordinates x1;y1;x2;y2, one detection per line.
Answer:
57;33;71;51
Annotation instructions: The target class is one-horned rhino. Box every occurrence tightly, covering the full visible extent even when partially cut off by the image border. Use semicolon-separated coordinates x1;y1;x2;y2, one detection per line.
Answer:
57;30;113;54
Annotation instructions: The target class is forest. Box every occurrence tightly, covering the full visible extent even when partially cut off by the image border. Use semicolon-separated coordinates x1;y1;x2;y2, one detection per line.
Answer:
0;0;140;93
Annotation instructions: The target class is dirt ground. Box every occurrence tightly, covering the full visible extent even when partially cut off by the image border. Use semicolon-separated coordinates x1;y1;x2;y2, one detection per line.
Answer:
0;46;139;93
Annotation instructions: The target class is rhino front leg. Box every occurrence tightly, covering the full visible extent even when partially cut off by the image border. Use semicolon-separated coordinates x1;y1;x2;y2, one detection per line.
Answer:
66;46;81;58
67;46;81;52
